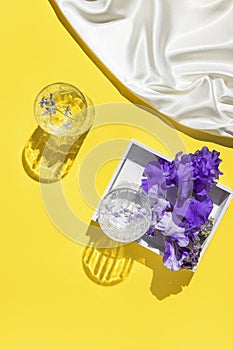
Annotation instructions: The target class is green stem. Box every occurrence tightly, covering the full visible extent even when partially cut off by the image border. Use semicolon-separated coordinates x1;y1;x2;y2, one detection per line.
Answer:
55;108;73;120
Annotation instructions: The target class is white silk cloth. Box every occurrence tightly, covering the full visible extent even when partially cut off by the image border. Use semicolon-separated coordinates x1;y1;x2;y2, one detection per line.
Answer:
54;0;233;138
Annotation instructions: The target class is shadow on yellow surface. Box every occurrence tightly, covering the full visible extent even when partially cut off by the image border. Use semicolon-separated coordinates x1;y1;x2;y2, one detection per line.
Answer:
82;245;134;287
82;223;194;300
22;126;88;183
49;0;233;149
126;243;193;300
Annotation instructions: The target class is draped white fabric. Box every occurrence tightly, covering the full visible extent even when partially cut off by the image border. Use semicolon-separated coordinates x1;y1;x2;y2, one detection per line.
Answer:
54;0;233;137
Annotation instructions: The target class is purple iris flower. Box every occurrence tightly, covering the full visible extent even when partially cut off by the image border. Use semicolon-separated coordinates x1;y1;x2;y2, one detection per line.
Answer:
146;185;170;221
173;196;213;228
163;240;189;271
155;212;189;247
158;158;178;188
142;146;222;271
192;147;222;183
142;160;165;195
175;155;194;201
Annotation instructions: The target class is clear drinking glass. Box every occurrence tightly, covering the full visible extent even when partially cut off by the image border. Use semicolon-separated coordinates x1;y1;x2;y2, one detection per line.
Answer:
98;186;152;243
34;82;94;136
23;82;95;183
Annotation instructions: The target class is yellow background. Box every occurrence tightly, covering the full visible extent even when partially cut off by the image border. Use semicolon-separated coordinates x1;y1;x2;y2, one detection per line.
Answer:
1;1;233;349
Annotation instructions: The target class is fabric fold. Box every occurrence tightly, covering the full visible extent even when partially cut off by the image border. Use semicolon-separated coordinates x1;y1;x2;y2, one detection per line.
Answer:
53;0;233;138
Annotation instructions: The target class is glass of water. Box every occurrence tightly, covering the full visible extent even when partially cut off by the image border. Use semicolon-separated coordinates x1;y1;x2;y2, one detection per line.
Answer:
34;82;94;136
97;185;152;243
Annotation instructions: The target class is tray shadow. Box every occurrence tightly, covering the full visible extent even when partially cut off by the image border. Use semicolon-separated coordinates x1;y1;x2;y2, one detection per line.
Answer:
82;223;193;300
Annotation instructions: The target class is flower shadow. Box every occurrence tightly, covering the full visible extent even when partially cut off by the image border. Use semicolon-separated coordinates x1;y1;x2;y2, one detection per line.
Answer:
125;243;193;300
22;126;88;183
82;223;194;300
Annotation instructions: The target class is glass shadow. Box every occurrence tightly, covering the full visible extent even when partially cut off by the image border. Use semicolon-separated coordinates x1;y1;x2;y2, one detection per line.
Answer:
82;223;193;300
82;244;133;286
22;126;88;183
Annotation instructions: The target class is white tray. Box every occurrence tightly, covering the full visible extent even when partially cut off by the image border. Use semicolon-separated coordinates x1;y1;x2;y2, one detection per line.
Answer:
93;140;233;271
